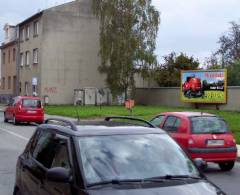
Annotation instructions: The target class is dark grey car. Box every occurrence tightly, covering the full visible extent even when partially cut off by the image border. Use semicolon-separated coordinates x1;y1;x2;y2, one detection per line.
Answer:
14;117;226;195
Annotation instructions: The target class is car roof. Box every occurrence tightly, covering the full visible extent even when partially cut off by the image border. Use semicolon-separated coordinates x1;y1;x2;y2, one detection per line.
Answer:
40;120;166;137
16;96;41;100
160;111;216;118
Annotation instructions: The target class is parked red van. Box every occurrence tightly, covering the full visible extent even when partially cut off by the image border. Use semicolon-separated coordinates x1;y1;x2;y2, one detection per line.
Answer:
4;96;44;125
150;112;237;171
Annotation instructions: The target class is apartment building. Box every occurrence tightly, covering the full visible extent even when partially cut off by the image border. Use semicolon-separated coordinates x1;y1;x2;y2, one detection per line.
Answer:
0;24;17;102
18;0;106;104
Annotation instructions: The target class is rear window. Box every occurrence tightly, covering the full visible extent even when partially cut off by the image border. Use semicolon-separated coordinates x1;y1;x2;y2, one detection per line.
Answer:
22;99;41;108
190;116;228;134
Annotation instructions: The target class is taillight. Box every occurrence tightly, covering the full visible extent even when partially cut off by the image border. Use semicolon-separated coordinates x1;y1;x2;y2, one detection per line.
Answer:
18;105;22;112
233;138;236;145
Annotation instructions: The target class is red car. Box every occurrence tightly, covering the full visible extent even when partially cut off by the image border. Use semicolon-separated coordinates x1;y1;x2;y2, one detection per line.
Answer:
4;96;44;125
150;112;237;171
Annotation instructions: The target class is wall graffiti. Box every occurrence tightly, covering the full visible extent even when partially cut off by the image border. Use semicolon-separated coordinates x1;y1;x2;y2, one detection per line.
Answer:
44;87;58;94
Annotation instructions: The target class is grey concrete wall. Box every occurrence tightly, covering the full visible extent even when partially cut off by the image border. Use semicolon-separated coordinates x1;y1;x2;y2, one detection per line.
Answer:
135;87;240;111
41;0;106;104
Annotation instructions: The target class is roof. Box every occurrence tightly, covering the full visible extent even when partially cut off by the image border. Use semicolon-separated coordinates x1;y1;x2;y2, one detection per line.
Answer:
18;12;43;27
17;0;76;27
160;111;216;117
40;120;166;137
75;125;165;136
0;40;17;49
15;96;41;100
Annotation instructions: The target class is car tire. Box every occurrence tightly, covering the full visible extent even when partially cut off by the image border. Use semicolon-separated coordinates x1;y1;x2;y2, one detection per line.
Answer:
218;161;235;171
4;113;8;123
13;115;18;125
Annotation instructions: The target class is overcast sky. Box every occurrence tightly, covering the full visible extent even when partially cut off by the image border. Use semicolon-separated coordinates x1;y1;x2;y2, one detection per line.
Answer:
0;0;239;64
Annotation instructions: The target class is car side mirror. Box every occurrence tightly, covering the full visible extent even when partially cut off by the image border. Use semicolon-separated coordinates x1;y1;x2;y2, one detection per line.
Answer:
47;167;72;183
193;158;207;170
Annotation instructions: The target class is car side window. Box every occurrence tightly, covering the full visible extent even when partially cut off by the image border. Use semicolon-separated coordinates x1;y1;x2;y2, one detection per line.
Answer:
163;116;181;132
51;140;70;169
32;131;70;169
150;116;165;127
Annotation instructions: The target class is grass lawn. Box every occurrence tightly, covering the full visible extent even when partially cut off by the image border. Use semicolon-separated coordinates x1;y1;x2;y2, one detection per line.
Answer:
45;105;240;144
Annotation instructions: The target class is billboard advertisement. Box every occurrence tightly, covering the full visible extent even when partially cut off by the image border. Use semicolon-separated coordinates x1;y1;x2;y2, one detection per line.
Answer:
181;69;227;104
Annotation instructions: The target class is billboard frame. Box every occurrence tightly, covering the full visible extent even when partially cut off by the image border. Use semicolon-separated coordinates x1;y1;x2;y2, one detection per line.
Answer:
180;69;227;104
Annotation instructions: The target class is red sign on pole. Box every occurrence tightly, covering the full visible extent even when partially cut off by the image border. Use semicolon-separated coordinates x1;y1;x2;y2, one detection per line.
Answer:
125;99;135;109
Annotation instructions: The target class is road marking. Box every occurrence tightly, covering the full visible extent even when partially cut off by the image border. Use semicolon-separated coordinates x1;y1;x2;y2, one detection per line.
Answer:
0;127;29;141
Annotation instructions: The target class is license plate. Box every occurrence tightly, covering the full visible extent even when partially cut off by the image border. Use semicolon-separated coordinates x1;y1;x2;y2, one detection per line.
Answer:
27;110;37;114
207;139;224;146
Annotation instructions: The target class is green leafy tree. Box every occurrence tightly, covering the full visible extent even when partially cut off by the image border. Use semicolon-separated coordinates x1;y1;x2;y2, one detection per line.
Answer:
154;52;199;87
92;0;160;98
227;60;240;86
215;21;240;66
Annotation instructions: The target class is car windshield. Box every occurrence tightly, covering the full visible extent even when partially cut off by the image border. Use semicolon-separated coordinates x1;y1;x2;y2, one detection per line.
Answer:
22;99;41;108
78;134;199;185
190;116;228;134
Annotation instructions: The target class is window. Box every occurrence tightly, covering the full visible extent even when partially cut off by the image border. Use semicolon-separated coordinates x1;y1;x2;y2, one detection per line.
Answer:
2;77;5;89
33;132;70;169
2;52;6;64
25;51;30;66
25;26;30;40
51;141;70;169
33;48;38;64
8;49;11;63
22;99;41;108
33;21;39;36
190;117;228;134
150;115;165;127
13;48;16;61
8;76;11;89
79;134;199;185
20;53;24;66
19;82;22;93
163;116;181;132
25;81;29;96
20;28;24;41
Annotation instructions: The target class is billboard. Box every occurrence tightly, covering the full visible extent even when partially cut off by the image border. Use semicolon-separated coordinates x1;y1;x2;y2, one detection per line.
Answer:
181;69;227;104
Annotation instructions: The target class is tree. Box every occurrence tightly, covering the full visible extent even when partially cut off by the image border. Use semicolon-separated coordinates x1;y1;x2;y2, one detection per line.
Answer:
215;21;240;66
204;54;221;69
154;52;199;87
92;0;160;99
227;60;240;86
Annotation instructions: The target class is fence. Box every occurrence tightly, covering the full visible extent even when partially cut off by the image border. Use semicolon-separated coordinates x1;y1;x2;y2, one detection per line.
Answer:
135;86;240;111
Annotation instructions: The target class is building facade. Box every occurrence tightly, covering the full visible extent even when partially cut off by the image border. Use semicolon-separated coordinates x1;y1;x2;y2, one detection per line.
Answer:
17;0;106;104
0;24;17;102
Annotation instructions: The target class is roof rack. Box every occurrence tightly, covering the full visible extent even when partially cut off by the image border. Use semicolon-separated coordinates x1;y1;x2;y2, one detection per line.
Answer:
105;116;156;128
44;118;78;131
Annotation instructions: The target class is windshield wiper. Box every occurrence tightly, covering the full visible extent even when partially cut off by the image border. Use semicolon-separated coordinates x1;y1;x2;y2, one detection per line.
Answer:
87;179;144;187
144;175;201;182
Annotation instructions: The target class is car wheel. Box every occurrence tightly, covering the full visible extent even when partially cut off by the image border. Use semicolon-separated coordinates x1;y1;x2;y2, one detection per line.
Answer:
4;113;8;123
218;161;235;171
13;115;18;125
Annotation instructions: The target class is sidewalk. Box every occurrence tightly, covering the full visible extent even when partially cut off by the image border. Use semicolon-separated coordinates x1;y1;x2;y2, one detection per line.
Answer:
0;104;240;159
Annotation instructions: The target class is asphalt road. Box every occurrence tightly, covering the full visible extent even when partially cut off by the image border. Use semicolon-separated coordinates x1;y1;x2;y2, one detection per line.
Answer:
0;112;239;195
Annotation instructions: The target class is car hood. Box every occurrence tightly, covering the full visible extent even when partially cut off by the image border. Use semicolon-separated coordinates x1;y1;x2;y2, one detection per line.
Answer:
88;181;223;195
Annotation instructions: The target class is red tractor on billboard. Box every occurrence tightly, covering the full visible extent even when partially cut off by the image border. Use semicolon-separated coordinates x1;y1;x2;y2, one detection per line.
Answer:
182;75;204;98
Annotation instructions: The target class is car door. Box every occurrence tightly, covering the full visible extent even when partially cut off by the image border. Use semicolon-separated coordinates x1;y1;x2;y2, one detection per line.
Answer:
162;116;184;147
38;133;73;195
19;129;45;195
